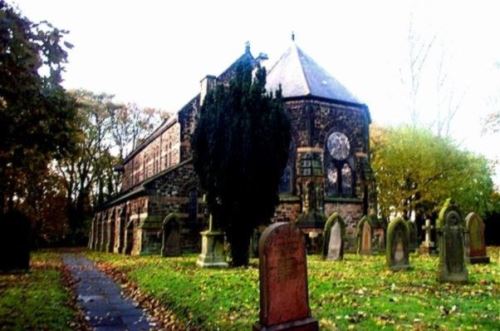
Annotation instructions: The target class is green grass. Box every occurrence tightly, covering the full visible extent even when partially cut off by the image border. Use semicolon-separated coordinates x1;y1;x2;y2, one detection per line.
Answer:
0;252;78;331
86;248;500;330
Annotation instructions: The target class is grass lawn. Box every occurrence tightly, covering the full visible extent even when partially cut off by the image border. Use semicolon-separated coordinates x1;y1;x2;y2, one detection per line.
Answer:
86;247;500;331
0;252;80;331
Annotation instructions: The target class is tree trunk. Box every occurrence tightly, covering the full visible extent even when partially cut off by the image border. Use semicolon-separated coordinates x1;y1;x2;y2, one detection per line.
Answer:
228;228;251;267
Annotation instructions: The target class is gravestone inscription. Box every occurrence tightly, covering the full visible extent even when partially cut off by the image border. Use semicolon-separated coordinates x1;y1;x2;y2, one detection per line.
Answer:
254;222;318;331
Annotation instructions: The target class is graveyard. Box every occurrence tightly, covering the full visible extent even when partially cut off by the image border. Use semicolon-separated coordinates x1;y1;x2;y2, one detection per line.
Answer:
1;248;498;330
2;1;500;330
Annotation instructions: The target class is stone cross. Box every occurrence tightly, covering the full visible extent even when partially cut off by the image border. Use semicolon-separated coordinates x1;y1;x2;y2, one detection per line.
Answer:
254;222;318;331
419;219;435;254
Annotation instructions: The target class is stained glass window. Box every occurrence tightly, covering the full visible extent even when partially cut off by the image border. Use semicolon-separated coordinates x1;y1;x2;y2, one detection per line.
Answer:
327;132;350;160
341;163;353;195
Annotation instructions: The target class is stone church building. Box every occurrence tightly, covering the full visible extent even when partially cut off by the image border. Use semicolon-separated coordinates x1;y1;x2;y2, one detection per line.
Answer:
88;41;375;255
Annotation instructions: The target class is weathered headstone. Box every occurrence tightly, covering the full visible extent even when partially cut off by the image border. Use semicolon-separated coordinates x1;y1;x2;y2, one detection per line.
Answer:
254;222;318;331
357;216;372;255
161;213;182;257
322;213;345;261
197;214;228;268
436;199;468;282
465;212;490;264
406;220;418;252
386;217;411;271
0;210;31;273
419;219;435;254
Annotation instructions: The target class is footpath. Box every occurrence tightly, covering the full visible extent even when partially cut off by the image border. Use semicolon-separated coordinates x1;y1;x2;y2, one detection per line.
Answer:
62;254;154;331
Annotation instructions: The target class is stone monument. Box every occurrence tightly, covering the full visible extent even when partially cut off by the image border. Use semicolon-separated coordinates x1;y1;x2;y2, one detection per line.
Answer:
197;214;228;268
465;212;490;264
254;222;318;331
161;213;182;257
436;199;468;283
419;219;435;254
322;213;345;261
357;216;372;255
386;217;411;271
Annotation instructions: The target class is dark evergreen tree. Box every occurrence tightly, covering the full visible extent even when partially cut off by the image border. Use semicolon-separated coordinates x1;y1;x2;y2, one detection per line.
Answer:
192;60;291;266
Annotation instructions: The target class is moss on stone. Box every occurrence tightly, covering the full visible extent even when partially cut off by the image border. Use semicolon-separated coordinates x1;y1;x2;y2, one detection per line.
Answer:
322;213;345;259
386;217;410;270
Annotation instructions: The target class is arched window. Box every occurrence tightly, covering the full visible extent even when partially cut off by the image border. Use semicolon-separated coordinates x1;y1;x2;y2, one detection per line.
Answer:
325;131;355;197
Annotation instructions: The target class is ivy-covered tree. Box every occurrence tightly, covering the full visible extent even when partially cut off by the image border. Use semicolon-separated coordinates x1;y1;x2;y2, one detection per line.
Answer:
0;1;78;214
192;61;291;266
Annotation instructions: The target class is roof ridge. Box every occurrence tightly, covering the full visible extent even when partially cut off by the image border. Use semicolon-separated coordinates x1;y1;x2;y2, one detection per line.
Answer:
292;43;312;96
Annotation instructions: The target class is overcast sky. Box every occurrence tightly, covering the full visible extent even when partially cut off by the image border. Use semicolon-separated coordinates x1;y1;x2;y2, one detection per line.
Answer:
12;0;500;185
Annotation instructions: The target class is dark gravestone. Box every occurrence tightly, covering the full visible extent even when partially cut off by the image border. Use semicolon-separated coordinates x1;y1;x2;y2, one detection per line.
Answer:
406;220;418;253
322;213;345;261
0;210;31;272
465;212;490;264
254;222;318;331
357;216;372;255
386;217;411;271
437;199;468;283
161;213;182;257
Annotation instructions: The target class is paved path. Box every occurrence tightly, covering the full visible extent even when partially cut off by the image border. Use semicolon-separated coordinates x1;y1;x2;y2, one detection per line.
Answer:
62;254;153;331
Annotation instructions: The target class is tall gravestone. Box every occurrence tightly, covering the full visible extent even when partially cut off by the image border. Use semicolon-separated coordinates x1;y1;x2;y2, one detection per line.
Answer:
161;213;182;257
406;220;418;253
465;212;490;264
322;213;345;261
436;199;468;283
254;222;318;331
0;210;31;273
357;216;372;255
386;217;411;271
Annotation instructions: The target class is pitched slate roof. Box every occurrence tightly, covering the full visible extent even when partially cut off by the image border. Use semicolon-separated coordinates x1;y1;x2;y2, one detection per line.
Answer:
266;43;361;105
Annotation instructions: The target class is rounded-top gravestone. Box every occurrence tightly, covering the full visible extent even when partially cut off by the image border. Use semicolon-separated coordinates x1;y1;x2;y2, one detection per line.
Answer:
465;212;490;264
386;217;411;271
357;216;372;255
254;222;318;331
322;213;345;261
436;199;468;283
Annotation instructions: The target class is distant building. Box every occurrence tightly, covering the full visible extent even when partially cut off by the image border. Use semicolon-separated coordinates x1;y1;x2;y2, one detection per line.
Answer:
88;41;375;255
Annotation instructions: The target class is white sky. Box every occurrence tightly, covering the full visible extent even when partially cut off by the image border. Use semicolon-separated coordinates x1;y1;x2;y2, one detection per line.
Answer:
12;0;500;186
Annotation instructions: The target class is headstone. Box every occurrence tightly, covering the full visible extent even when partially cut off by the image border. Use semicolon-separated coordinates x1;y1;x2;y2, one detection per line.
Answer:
357;216;372;255
386;217;411;271
197;215;228;268
322;213;345;261
161;213;182;257
406;220;418;252
436;199;468;282
0;210;31;273
419;219;435;254
254;222;318;331
465;212;490;264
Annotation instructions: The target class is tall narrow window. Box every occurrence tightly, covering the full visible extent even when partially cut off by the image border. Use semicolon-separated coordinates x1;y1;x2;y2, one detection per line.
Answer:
279;166;292;193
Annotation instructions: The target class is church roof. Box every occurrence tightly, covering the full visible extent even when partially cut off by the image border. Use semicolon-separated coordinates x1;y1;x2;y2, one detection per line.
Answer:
265;43;361;105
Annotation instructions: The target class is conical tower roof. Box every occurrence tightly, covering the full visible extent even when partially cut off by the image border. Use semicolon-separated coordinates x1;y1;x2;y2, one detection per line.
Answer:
266;43;361;105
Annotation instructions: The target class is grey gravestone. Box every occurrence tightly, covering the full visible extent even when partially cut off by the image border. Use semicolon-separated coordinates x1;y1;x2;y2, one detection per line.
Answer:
465;212;490;264
161;213;182;257
0;210;31;272
386;217;411;271
419;219;435;254
322;213;345;261
437;199;468;282
254;222;318;331
357;216;372;255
